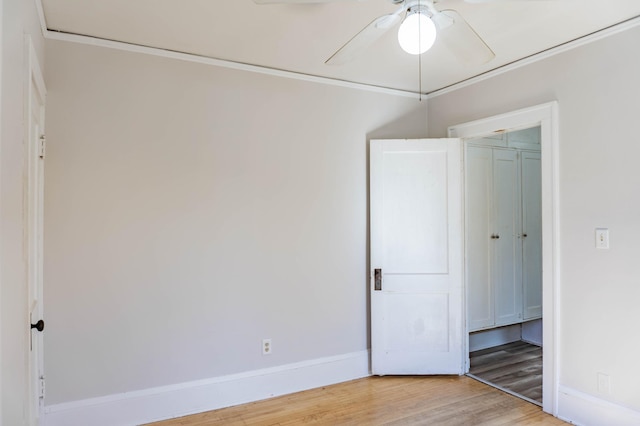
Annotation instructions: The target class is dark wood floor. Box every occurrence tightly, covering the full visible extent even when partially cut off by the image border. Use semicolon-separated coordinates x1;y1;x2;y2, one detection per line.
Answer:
469;341;542;404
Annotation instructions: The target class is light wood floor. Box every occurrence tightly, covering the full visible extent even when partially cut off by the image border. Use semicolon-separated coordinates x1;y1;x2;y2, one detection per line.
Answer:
469;341;543;404
147;375;566;425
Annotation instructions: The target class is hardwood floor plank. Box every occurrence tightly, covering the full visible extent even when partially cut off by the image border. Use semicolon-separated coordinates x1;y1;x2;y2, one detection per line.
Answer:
469;341;543;405
470;348;540;371
146;376;565;425
477;359;541;381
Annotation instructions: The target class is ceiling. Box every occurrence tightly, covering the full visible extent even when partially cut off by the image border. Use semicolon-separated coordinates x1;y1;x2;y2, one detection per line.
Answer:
40;0;640;94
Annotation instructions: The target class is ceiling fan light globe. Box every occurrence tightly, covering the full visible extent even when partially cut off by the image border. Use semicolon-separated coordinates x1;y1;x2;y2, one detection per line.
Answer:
398;12;436;55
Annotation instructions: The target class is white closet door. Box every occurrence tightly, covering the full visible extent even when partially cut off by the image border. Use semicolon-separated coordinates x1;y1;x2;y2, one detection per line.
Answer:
521;151;542;320
466;146;494;331
493;149;523;326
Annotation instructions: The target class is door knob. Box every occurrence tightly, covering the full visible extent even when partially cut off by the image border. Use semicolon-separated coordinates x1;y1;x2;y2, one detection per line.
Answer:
31;320;45;332
522;233;528;238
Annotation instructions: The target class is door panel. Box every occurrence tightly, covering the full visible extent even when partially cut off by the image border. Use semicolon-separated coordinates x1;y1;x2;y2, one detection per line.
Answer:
381;151;449;274
522;151;542;319
370;139;463;375
466;146;494;331
493;149;523;326
384;293;450;353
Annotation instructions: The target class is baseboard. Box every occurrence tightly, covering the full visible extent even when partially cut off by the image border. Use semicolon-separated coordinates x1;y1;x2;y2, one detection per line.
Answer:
44;350;370;426
521;319;542;346
557;385;640;426
469;324;522;352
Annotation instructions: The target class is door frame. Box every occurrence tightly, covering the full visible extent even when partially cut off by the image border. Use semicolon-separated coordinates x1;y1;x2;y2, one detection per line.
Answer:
0;0;3;417
448;102;559;416
25;35;47;426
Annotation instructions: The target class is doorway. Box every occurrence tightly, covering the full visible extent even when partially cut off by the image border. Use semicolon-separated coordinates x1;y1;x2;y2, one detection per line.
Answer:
448;102;559;416
463;126;543;405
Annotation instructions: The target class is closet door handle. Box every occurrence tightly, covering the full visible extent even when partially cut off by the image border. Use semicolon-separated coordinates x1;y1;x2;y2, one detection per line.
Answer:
522;233;528;238
374;268;382;291
491;234;500;239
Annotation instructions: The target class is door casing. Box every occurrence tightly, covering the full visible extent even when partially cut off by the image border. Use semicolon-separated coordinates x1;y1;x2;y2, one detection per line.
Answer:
448;102;559;416
25;35;47;426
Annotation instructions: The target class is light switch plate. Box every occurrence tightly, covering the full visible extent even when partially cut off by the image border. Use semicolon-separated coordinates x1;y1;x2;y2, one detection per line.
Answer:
595;228;609;249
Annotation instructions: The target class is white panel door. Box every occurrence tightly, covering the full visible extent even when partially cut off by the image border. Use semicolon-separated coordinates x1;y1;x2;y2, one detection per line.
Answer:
521;151;542;320
492;149;523;326
465;146;494;331
370;139;463;375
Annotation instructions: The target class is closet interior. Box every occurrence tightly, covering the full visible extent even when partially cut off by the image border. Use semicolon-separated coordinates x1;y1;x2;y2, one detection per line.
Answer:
465;126;543;405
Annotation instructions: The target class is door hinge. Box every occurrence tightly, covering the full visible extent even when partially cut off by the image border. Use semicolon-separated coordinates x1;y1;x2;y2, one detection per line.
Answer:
39;375;45;399
39;135;46;159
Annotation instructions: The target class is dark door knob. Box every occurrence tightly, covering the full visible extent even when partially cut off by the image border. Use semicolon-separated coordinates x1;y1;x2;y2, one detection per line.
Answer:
31;320;45;332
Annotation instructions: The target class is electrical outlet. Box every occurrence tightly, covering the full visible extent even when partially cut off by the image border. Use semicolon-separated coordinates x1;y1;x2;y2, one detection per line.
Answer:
597;372;611;394
262;339;272;355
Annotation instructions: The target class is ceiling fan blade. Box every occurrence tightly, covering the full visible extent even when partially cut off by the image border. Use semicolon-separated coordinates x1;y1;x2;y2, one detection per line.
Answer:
435;10;495;64
254;0;354;4
464;0;547;3
325;11;403;65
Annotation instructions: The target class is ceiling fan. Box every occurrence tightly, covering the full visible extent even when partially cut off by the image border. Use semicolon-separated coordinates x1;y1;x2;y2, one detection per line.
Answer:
253;0;498;66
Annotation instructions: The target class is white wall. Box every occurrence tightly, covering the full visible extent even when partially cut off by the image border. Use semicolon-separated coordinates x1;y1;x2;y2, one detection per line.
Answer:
429;25;640;417
0;0;46;424
43;40;427;407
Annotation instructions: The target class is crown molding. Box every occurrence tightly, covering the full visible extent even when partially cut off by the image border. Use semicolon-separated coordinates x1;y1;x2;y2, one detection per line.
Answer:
426;14;640;99
36;1;640;99
42;30;422;99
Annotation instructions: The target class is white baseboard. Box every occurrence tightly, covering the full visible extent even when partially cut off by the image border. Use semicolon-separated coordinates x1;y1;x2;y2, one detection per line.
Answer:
469;324;522;352
558;385;640;426
521;319;542;346
44;350;370;426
